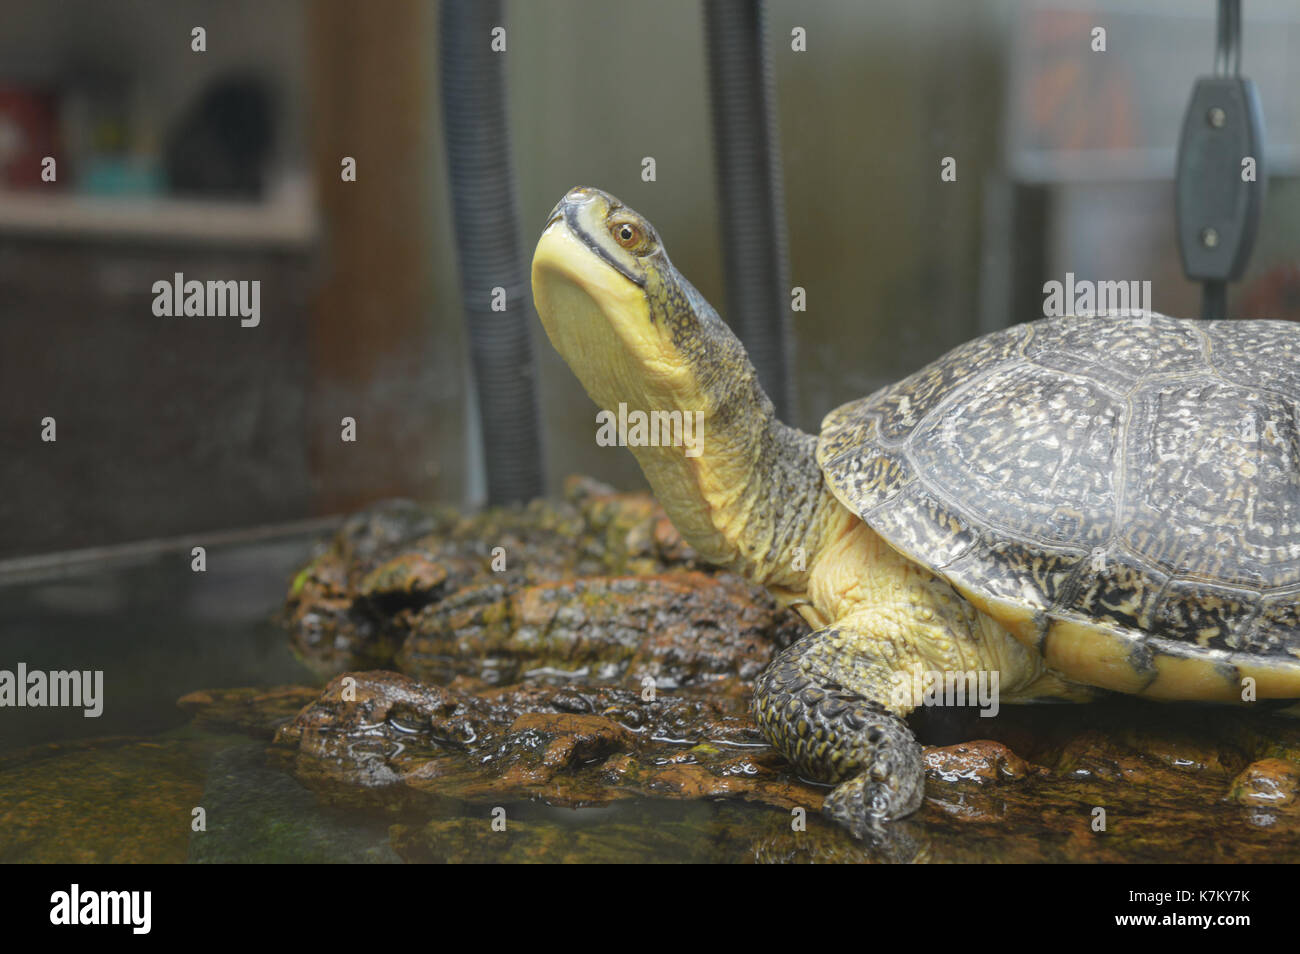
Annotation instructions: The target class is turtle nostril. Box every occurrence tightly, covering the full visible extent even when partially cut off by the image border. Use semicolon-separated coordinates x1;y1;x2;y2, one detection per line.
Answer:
565;186;620;213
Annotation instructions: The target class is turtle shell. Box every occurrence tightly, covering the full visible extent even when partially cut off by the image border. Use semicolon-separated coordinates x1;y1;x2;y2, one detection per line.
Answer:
817;313;1300;701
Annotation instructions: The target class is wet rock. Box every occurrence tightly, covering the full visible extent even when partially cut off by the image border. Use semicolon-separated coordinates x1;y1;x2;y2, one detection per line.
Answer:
358;553;450;607
497;713;635;786
271;671;492;806
1230;758;1300;808
1054;731;1161;784
281;477;792;677
1113;726;1245;778
0;739;204;863
166;670;1300;860
398;571;803;688
271;670;821;814
923;739;1040;787
331;499;453;567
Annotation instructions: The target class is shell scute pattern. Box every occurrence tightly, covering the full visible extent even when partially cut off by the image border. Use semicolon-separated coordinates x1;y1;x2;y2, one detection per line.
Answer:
910;364;1122;549
1025;313;1209;385
944;537;1086;614
817;313;1300;667
1255;594;1300;653
866;484;980;571
1121;380;1300;591
1208;321;1300;396
1062;551;1169;635
851;324;1030;445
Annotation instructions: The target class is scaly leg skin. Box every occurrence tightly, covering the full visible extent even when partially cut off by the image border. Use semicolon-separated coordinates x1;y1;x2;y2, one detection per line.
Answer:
752;626;925;840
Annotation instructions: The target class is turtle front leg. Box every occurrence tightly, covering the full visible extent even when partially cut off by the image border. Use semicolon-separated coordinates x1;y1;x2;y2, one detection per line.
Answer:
753;625;925;839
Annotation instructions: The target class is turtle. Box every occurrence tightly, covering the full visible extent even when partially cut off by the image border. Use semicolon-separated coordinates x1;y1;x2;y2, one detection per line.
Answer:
530;185;1300;838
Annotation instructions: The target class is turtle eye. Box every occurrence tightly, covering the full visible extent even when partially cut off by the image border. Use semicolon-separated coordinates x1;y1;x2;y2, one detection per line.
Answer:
612;220;643;250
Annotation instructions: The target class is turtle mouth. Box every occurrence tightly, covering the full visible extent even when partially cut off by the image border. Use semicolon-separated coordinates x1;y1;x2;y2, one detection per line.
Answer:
543;200;564;231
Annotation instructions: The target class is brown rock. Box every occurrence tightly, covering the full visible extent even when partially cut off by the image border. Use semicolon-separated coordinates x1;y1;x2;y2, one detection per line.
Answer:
271;670;820;813
1230;758;1300;808
1054;730;1157;784
0;739;203;863
923;739;1040;786
399;571;803;688
498;712;634;785
280;481;758;675
358;553;449;603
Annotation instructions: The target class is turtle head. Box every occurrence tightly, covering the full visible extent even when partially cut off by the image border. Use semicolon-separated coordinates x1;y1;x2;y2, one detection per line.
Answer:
531;186;765;422
532;187;830;585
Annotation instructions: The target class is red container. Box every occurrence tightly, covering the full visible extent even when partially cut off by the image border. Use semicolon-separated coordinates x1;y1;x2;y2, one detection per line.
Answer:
0;86;60;189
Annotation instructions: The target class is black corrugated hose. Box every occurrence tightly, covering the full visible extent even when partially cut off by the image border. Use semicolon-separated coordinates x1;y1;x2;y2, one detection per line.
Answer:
440;0;545;503
704;0;796;422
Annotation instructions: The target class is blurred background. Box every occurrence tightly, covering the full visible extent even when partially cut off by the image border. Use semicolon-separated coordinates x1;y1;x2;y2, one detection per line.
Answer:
2;0;1299;561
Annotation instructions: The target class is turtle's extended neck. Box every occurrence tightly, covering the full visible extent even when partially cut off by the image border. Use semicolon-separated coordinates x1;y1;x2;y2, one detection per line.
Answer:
670;408;847;594
622;273;849;595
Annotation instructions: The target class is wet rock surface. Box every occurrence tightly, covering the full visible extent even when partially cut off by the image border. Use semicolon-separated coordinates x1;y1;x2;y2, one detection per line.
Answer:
398;571;803;687
251;669;1300;862
0;738;205;863
1230;758;1300;808
169;486;1300;860
270;670;812;813
282;477;801;681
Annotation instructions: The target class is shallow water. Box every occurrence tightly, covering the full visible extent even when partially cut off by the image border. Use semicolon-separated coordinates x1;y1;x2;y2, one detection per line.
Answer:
0;532;780;864
3;528;1299;864
0;535;315;755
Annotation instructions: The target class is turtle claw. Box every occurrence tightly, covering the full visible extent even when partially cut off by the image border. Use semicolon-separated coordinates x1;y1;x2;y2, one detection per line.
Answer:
821;728;925;841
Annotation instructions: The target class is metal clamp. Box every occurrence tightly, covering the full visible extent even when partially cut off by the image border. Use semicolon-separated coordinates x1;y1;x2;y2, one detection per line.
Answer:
1175;0;1266;318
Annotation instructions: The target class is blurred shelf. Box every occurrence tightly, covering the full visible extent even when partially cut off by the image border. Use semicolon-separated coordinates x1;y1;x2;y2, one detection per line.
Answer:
1010;146;1300;185
0;175;320;248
